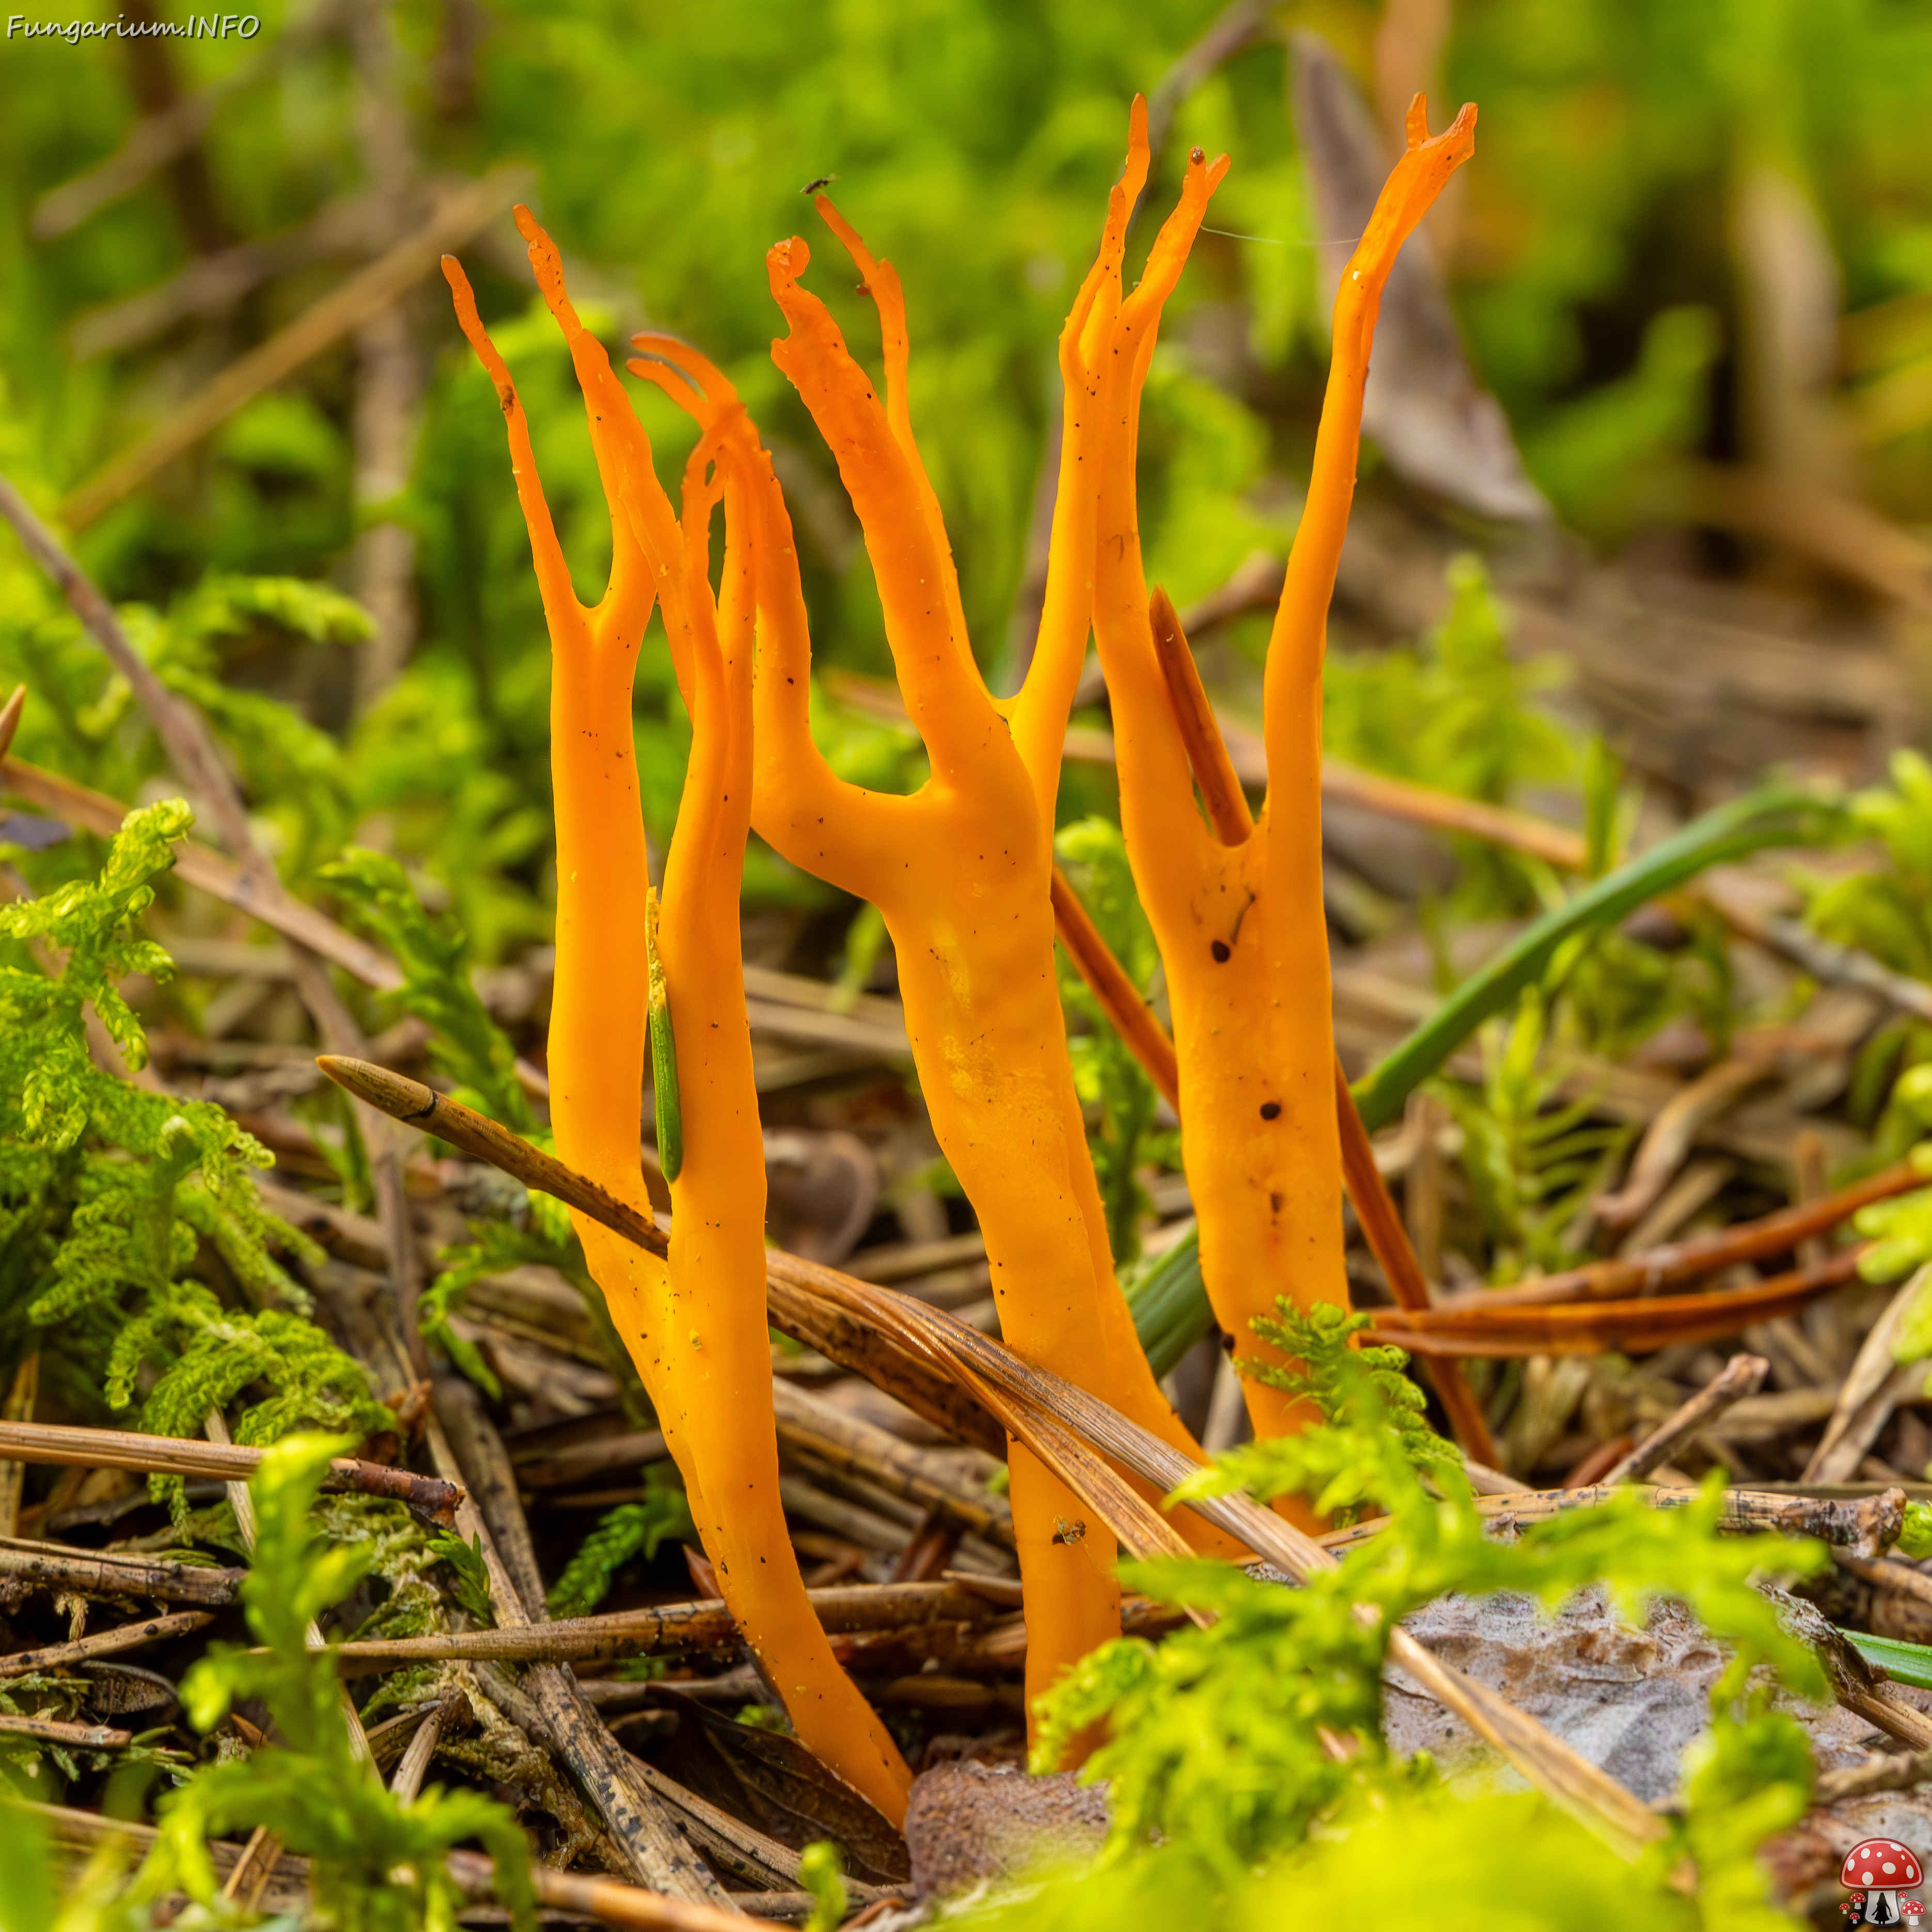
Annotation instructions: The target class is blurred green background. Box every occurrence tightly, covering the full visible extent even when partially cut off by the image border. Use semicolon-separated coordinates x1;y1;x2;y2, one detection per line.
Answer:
4;0;1931;965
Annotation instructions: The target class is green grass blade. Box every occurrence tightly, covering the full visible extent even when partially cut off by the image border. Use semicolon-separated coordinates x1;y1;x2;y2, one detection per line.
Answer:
645;887;683;1183
1351;783;1827;1133
1842;1629;1932;1691
1125;1236;1215;1380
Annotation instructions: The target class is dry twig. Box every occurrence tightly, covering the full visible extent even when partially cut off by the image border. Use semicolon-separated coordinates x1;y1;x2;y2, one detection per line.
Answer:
0;1419;461;1528
1601;1355;1771;1483
315;1580;996;1674
0;1609;214;1678
0;1541;243;1608
1435;1157;1921;1311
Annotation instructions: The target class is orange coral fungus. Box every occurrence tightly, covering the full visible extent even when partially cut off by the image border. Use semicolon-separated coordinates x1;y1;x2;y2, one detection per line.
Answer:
1089;90;1476;1453
640;103;1244;1740
1088;98;1476;1449
442;215;911;1824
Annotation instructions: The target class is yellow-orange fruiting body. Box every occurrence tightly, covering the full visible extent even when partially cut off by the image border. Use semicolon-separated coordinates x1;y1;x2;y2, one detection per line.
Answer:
1089;99;1477;1452
444;218;910;1824
716;108;1243;1745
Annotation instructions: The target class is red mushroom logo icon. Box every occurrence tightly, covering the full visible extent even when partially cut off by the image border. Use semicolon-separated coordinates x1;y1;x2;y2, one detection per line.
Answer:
1842;1841;1925;1925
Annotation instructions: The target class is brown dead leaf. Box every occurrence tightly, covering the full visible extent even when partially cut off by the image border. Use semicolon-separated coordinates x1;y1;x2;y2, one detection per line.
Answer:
1290;32;1549;525
647;1686;910;1884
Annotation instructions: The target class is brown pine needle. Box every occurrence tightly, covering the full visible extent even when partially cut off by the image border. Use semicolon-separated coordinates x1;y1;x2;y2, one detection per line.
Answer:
1046;865;1179;1107
1374;1248;1864;1356
1149;585;1254;843
316;1057;1006;1457
1436;1158;1919;1311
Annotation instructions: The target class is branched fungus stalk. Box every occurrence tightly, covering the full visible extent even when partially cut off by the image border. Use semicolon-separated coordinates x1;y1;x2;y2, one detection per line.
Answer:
443;216;911;1822
631;106;1243;1742
1088;99;1477;1458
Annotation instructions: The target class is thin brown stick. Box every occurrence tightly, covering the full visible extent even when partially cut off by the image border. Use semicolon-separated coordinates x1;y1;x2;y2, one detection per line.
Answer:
1836;1551;1932;1612
58;170;527;528
1047;863;1180;1106
0;1352;39;1540
1332;1061;1497;1464
1372;1247;1865;1356
1319;1484;1908;1558
1815;1745;1932;1805
0;1711;133;1749
0;1540;243;1607
320;1582;1003;1674
317;1058;653;1248
1320;757;1589;870
0;1419;460;1527
0;685;23;761
514;1428;668;1490
0;477;261;863
1148;585;1254;843
1601;1354;1769;1483
1440;1158;1922;1312
1;754;402;988
0;1609;213;1678
445;1849;749;1932
316;1056;1005;1455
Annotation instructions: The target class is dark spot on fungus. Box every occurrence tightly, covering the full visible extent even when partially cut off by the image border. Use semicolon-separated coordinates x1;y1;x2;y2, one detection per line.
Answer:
1210;939;1231;962
1259;1101;1281;1120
